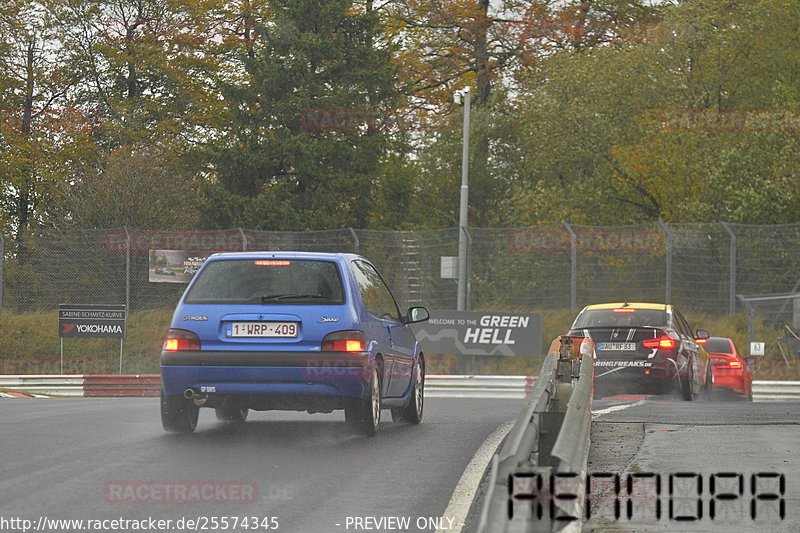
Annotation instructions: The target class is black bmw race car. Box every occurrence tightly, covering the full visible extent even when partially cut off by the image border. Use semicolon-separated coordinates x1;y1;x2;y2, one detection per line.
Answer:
568;302;712;400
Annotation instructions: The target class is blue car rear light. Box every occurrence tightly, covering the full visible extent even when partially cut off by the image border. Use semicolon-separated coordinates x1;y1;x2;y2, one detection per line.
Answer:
163;329;201;351
321;330;366;352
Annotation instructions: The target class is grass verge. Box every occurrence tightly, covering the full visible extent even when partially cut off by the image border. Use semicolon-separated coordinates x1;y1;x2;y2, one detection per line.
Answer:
0;307;797;379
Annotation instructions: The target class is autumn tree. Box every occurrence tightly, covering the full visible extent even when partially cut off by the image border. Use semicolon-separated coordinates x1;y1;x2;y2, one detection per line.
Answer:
495;0;800;226
43;0;267;230
53;0;247;149
56;146;199;229
0;1;81;239
387;0;668;228
385;0;666;107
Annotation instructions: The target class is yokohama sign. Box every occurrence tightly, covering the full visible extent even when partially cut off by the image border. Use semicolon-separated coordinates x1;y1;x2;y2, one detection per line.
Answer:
509;228;664;254
59;304;127;339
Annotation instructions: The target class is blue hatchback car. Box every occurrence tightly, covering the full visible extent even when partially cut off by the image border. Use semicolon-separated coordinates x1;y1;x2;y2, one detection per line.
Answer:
160;251;430;435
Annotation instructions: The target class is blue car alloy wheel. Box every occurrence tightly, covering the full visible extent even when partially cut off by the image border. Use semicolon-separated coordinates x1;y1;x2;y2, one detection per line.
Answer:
159;251;430;436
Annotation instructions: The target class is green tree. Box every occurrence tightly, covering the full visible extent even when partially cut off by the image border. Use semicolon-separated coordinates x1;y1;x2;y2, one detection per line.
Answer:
200;0;407;230
385;1;663;108
386;0;668;229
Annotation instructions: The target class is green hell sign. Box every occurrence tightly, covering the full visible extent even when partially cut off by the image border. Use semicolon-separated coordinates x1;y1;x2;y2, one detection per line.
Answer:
411;311;542;356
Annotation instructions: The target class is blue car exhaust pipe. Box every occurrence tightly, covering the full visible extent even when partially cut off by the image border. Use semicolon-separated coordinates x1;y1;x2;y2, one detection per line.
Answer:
185;388;208;406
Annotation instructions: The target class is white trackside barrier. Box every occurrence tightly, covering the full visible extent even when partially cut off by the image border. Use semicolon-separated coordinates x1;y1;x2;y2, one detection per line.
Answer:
1;375;798;401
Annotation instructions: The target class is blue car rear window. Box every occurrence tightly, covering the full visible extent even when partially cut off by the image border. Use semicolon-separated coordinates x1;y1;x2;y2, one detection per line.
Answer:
184;259;345;305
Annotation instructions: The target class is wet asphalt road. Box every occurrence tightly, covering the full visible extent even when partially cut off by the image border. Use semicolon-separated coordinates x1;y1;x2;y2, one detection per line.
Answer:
586;397;800;532
0;397;525;533
3;395;798;533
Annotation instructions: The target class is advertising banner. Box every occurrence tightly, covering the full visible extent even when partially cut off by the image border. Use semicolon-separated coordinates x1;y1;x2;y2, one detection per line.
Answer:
412;311;542;356
149;250;210;283
58;304;126;339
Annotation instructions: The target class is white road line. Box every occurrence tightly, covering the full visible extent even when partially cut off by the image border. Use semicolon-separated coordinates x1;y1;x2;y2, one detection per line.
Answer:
592;399;647;417
437;418;516;533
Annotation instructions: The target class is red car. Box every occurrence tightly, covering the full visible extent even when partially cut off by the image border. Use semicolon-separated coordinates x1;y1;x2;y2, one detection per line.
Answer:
699;336;752;401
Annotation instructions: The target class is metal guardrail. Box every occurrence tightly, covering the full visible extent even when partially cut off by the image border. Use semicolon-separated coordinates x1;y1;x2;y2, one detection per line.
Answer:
426;375;536;399
0;374;540;399
425;377;797;402
0;375;160;397
548;339;594;528
2;374;798;400
83;375;161;397
477;335;595;533
752;381;800;402
0;375;86;396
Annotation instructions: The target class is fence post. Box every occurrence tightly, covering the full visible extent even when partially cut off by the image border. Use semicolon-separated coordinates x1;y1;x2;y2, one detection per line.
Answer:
463;227;472;311
720;222;737;316
737;295;755;348
124;227;131;313
563;223;577;309
238;227;247;250
349;227;360;254
657;221;672;305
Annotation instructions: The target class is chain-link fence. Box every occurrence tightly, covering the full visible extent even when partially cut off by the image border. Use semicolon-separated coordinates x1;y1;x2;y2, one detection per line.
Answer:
2;223;800;362
737;294;800;366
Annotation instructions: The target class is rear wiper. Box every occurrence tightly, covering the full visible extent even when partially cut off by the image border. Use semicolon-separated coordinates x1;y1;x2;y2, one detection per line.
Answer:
260;293;325;303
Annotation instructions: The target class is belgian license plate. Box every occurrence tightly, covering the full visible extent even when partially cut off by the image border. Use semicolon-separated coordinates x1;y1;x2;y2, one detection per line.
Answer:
226;322;298;338
599;342;636;351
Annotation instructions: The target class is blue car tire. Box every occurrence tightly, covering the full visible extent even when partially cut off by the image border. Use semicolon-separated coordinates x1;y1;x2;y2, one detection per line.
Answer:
161;391;199;433
345;366;381;437
392;360;424;424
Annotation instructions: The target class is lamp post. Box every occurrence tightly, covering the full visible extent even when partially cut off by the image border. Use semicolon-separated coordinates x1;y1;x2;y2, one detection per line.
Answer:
454;87;471;311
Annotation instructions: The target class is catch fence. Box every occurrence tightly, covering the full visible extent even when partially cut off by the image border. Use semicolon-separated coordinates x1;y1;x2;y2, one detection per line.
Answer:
1;223;800;360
